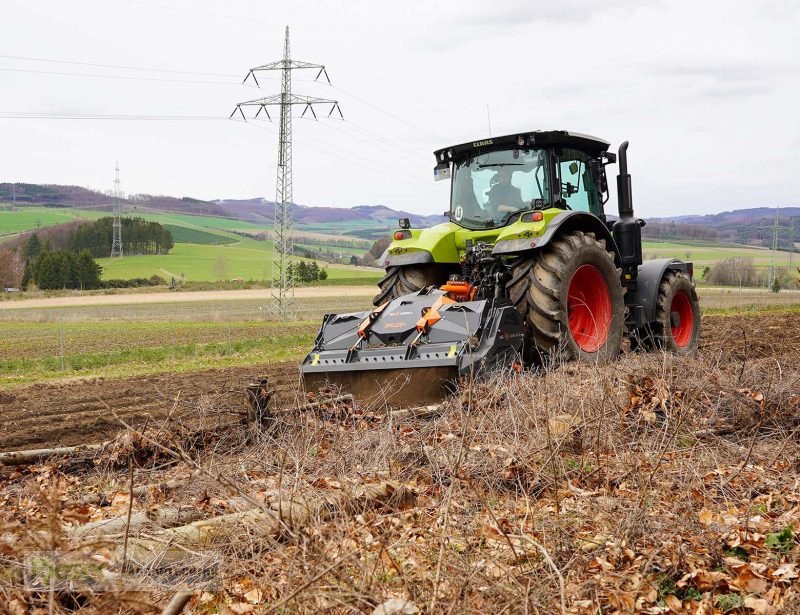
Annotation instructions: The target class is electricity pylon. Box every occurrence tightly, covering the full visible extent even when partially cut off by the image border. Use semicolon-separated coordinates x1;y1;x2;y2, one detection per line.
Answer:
110;162;123;258
768;205;780;288
231;26;342;320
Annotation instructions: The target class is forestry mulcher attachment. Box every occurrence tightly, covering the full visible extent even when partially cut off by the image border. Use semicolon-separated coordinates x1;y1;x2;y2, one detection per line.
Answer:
301;130;701;407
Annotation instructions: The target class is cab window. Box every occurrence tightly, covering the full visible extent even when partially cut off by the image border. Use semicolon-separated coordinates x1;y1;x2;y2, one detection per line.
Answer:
450;148;549;229
557;149;603;216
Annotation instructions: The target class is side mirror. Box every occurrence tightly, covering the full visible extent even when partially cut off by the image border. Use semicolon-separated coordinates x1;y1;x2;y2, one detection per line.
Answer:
399;218;410;229
589;159;608;194
433;162;450;182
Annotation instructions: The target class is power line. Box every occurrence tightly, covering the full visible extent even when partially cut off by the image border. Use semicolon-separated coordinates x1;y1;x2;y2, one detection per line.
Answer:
119;0;270;25
330;83;446;142
0;111;225;120
336;118;429;159
113;0;450;142
0;66;256;85
297;115;430;171
0;53;242;78
231;26;341;320
245;119;440;197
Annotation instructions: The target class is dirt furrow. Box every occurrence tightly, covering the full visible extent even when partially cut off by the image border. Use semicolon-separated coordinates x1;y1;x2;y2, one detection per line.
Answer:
1;313;797;452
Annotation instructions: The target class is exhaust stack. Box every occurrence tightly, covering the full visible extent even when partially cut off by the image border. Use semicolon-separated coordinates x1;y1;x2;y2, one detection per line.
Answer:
616;141;634;219
612;140;643;322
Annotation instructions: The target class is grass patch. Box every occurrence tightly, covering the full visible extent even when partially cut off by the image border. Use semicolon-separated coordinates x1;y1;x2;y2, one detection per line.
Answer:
96;240;381;283
0;320;313;361
0;206;105;236
0;327;316;387
701;304;800;316
162;224;236;245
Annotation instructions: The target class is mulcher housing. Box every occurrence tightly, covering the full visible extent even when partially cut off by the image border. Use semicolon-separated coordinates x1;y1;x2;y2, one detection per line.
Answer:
301;289;524;406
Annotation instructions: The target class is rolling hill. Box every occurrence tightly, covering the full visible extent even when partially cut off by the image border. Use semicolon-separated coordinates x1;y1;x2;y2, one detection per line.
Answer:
1;183;797;284
0;183;445;240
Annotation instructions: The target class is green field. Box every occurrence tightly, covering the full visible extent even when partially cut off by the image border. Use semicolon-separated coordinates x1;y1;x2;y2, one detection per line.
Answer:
0;205;105;236
0;320;316;387
2;204;795;283
0;205;381;282
96;240;380;282
642;239;794;270
162;224;237;245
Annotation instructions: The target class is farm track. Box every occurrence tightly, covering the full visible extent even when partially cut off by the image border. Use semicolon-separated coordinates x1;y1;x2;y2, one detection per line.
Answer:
0;285;376;310
0;312;797;452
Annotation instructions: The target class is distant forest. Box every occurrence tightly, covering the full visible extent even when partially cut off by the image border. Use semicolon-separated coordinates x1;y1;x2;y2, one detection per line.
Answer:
69;217;173;257
642;219;799;250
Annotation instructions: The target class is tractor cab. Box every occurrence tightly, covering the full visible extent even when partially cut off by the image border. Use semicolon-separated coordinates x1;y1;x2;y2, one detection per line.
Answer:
435;131;613;230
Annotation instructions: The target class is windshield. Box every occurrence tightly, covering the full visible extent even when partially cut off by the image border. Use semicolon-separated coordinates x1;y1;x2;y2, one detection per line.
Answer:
450;148;549;229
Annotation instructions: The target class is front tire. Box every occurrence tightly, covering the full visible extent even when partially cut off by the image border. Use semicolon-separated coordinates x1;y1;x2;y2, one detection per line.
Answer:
372;264;445;306
637;271;700;354
507;230;625;364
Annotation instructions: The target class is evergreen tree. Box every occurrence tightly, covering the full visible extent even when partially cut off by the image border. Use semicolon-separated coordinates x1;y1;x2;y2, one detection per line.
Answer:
21;261;32;290
22;233;43;260
32;253;58;289
76;249;102;289
31;250;101;290
68;217;174;257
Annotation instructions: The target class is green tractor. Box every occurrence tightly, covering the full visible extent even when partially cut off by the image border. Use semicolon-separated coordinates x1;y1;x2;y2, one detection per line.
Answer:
301;130;700;405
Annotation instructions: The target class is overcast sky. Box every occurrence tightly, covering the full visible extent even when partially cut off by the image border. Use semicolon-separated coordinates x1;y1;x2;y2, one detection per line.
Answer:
1;0;798;217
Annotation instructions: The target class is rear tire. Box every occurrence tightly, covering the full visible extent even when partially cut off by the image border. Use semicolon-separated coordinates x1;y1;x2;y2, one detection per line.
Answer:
373;264;444;306
507;230;625;364
637;271;700;354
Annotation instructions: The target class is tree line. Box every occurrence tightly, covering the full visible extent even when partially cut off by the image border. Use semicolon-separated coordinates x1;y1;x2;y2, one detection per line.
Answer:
286;261;328;284
14;234;102;290
69;217;173;257
1;216;173;290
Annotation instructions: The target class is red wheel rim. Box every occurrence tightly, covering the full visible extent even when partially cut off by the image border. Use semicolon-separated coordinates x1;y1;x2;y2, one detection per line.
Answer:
567;264;612;353
671;290;694;347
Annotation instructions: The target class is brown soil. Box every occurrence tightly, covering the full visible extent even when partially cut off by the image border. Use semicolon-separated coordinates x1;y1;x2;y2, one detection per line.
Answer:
699;310;800;367
0;363;302;452
0;312;797;453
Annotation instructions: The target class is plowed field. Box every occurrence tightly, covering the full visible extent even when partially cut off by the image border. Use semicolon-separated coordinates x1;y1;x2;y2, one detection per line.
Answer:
0;363;302;451
0;311;797;452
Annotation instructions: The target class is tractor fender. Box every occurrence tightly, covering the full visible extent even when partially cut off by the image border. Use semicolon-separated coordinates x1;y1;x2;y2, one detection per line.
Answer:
379;249;433;267
493;210;621;267
636;258;691;322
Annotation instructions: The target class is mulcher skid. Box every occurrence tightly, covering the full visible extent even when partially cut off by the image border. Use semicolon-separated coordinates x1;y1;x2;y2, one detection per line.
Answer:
300;287;524;408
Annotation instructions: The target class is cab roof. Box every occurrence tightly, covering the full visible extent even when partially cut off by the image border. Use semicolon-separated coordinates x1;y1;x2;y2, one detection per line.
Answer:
433;130;610;161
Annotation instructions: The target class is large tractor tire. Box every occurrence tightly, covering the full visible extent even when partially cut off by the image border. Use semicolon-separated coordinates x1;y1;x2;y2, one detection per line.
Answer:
507;230;625;364
373;264;444;306
637;271;700;354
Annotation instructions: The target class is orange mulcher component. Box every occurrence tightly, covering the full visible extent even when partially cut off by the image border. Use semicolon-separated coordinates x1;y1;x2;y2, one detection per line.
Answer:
356;302;389;339
439;280;475;302
416;296;456;333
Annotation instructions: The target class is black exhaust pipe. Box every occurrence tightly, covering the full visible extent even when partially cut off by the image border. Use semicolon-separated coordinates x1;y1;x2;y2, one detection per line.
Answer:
612;140;643;299
616;141;633;219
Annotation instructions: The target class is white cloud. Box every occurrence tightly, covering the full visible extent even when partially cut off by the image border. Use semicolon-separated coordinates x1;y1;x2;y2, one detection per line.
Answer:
0;0;796;218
